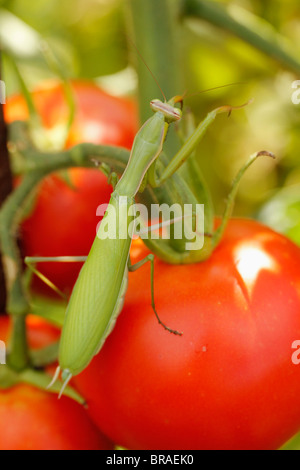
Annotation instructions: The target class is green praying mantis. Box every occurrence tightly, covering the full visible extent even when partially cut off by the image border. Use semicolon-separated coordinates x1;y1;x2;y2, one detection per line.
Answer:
25;90;273;398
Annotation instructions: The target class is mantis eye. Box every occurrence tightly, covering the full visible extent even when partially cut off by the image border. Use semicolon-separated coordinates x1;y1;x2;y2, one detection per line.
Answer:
150;99;182;123
150;99;164;112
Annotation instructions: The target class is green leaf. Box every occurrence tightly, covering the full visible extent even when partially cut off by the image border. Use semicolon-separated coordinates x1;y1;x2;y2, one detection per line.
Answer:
29;342;59;368
0;365;19;389
280;432;300;450
20;369;86;405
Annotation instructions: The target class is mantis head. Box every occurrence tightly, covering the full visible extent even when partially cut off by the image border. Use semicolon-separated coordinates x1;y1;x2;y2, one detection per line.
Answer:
150;98;182;123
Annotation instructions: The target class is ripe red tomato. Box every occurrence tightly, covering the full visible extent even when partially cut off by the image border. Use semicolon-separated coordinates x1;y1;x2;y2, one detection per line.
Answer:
5;81;137;294
0;384;114;450
74;219;300;450
4;80;137;149
0;315;113;450
19;169;113;295
0;314;60;349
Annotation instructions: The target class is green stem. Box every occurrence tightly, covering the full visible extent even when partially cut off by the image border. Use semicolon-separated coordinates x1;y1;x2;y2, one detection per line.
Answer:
183;0;300;75
213;150;275;247
20;369;86;405
126;0;218;254
157;106;231;186
8;315;29;371
0;139;130;370
29;341;59;368
0;141;130;315
40;41;76;144
126;0;183;156
0;52;13;313
4;53;43;132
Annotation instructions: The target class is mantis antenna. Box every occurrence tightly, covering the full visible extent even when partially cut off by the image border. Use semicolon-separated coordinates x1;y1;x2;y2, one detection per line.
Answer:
126;35;167;102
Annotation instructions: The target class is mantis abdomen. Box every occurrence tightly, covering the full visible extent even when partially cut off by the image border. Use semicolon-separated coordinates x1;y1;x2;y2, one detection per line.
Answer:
59;193;134;377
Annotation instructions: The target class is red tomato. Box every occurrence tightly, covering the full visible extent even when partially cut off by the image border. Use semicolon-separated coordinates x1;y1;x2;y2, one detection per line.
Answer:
74;219;300;450
0;384;114;450
0;316;113;450
4;80;137;149
20;169;113;295
5;81;137;294
0;314;60;349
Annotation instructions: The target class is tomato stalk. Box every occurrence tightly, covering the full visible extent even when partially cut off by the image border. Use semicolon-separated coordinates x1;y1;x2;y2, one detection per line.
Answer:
126;0;183;127
0;121;132;374
3;54;47;148
0;149;88;398
5;49;77;151
127;0;217;254
7;316;29;371
182;0;300;74
212;150;276;247
0;53;13;313
0;129;131;317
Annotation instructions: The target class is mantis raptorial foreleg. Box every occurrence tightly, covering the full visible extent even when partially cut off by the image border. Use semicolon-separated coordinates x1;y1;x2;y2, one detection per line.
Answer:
148;103;250;189
25;256;87;299
107;171;118;190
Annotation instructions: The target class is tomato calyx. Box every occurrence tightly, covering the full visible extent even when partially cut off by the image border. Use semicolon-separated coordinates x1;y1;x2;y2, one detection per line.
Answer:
0;360;85;405
0;364;19;389
0;315;85;404
141;150;276;266
212;150;276;249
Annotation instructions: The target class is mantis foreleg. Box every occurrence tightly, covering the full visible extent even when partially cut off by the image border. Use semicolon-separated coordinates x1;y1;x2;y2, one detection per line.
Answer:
25;256;88;299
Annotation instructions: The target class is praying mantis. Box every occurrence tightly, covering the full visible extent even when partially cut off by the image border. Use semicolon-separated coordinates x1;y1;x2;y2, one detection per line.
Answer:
26;91;271;397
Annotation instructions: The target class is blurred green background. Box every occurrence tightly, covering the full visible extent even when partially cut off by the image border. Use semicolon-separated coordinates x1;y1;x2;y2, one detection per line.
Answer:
1;0;300;241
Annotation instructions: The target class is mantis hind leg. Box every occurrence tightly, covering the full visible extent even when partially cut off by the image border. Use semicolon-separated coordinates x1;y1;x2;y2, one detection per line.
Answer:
129;254;183;336
25;256;88;299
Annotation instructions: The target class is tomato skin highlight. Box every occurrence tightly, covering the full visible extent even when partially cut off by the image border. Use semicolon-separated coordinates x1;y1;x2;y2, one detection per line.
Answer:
74;219;300;450
0;316;113;450
5;81;137;295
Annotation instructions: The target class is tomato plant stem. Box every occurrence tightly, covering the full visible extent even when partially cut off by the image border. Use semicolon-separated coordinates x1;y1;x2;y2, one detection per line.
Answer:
126;0;217;255
8;315;29;371
183;0;300;74
0;138;132;369
213;150;275;248
0;54;13;312
127;0;183;157
0;135;131;318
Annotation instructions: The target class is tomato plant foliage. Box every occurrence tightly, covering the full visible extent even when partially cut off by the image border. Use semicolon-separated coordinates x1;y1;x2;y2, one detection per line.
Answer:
4;81;137;294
